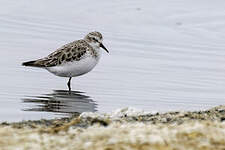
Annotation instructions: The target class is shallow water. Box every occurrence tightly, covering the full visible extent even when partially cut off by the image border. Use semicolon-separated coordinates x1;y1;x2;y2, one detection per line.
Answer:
0;0;225;122
22;90;96;115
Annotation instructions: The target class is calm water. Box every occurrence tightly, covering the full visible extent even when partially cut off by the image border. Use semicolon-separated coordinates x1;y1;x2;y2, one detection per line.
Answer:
1;0;225;122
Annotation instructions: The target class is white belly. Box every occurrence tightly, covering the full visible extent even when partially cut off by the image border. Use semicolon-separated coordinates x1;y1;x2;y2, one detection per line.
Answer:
46;56;99;77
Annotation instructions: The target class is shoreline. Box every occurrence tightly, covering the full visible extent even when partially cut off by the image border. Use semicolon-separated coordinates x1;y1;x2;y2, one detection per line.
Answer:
0;105;225;149
2;105;224;128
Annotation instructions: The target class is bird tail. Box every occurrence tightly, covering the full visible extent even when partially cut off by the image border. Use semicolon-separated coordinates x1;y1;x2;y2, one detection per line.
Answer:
22;60;45;67
22;60;36;66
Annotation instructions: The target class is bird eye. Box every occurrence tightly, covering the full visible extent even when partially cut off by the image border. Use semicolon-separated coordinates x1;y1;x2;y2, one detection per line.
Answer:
92;37;98;42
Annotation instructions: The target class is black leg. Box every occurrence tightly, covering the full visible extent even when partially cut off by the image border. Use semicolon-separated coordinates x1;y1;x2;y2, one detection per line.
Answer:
67;77;72;93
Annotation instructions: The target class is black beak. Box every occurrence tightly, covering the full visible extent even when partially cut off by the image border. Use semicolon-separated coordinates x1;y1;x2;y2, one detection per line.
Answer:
100;43;109;53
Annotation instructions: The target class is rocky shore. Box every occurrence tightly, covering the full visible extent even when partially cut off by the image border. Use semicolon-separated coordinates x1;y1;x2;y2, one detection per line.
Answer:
0;105;225;150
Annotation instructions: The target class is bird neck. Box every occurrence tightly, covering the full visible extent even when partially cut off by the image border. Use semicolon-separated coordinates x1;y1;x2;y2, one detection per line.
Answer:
87;41;102;59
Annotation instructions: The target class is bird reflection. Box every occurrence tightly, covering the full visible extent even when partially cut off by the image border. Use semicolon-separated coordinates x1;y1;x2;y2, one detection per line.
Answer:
22;90;97;116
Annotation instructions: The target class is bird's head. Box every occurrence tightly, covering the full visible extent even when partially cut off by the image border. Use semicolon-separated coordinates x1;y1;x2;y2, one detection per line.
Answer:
84;31;109;53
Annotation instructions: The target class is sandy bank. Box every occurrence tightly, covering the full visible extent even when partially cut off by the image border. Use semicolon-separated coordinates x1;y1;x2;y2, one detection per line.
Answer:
0;106;225;150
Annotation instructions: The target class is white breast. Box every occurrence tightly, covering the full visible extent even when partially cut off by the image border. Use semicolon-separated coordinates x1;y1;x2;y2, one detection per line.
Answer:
46;52;101;77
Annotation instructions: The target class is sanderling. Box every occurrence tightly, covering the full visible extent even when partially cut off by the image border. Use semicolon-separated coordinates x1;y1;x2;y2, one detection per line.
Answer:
22;31;109;92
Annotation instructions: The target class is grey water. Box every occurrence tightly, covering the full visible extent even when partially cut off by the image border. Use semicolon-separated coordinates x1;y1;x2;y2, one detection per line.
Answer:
1;0;225;122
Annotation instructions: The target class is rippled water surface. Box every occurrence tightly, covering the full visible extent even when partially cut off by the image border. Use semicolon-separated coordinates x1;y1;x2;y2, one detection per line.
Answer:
1;0;225;122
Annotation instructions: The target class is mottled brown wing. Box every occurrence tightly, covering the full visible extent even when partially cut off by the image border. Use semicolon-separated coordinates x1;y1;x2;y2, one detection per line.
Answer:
23;40;90;68
43;40;88;67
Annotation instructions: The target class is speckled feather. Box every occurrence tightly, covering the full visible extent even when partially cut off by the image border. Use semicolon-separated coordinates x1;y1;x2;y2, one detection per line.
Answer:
31;40;97;67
